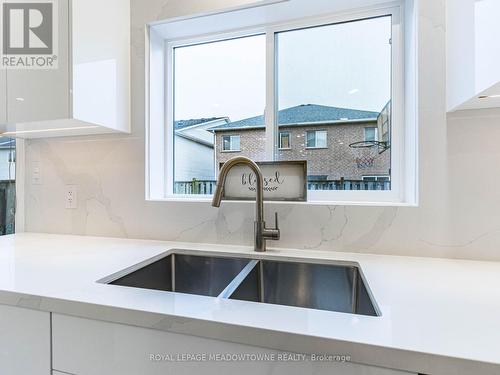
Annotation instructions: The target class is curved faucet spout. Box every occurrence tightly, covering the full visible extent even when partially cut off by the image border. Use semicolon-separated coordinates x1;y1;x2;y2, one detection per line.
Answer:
212;156;263;221
212;156;279;252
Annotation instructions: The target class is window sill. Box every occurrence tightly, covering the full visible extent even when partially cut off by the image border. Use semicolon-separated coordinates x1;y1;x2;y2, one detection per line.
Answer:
147;195;418;207
278;147;291;150
221;150;241;153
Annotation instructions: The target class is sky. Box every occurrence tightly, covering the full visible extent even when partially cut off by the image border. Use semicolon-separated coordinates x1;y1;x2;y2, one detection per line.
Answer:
174;16;391;123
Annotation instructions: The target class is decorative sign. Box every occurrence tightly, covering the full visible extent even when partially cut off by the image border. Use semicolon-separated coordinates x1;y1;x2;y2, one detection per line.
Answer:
220;160;307;201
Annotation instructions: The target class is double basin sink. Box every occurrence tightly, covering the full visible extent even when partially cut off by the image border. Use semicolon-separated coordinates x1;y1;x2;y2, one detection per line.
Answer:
102;251;379;316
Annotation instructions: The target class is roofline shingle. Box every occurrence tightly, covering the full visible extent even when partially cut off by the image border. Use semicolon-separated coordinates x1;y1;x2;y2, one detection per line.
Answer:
209;104;382;131
211;117;378;132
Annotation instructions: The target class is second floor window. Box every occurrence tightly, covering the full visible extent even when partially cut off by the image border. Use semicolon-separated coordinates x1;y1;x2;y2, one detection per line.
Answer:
306;130;327;149
279;132;291;149
222;135;241;152
364;127;378;142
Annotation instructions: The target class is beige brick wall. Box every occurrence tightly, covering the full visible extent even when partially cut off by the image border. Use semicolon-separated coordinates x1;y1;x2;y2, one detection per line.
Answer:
216;129;267;165
215;122;390;181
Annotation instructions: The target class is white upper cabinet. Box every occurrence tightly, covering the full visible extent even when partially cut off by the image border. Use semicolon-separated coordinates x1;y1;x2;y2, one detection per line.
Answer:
0;0;130;138
447;0;500;112
6;0;70;125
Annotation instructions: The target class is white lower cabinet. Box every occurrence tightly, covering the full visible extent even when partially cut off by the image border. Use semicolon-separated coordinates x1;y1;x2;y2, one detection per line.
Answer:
52;314;415;375
0;304;51;375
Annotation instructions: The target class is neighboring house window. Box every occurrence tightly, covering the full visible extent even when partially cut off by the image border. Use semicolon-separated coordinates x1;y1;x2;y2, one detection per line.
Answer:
279;132;291;149
148;2;413;203
306;130;327;148
364;127;378;142
222;135;241;152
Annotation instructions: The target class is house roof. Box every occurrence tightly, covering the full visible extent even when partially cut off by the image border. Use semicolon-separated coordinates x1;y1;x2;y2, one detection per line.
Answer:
210;104;379;131
174;117;226;130
174;117;229;147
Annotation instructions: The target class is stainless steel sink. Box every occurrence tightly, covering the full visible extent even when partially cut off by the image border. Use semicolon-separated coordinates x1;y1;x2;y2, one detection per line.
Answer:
226;260;377;316
102;251;378;316
106;253;251;297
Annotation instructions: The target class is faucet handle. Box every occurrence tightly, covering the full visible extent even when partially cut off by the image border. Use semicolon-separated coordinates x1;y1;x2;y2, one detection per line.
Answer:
261;212;280;243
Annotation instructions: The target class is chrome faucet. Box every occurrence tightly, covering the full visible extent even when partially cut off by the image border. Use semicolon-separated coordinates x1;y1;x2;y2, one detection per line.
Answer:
212;156;280;252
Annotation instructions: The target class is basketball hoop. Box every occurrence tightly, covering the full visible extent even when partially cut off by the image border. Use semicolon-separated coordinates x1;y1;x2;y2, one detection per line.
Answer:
349;141;386;169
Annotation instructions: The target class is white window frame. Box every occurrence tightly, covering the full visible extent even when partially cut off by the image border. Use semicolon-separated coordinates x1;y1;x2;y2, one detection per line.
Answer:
305;130;328;149
147;1;416;205
278;131;291;150
221;135;241;152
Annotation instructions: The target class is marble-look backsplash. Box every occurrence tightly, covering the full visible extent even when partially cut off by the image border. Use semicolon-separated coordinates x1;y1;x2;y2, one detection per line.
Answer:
23;0;500;261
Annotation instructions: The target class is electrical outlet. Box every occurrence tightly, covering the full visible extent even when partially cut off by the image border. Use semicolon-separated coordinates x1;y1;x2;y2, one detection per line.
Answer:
65;185;78;209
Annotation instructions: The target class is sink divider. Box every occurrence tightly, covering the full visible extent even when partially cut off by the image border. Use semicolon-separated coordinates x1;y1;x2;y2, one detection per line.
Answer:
218;259;260;299
351;267;358;314
258;261;265;302
171;253;176;292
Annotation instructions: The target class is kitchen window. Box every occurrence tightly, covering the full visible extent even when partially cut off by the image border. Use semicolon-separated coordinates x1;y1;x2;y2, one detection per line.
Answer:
306;130;328;149
222;135;241;152
279;132;291;149
147;1;416;204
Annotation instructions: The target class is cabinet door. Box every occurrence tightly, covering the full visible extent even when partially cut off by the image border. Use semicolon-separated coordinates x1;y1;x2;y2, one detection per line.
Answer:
53;313;414;375
0;69;6;124
447;0;500;111
71;0;130;132
0;304;51;375
6;0;69;123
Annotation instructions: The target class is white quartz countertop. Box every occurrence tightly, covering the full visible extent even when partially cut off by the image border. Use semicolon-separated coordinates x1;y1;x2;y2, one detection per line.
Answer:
0;233;499;375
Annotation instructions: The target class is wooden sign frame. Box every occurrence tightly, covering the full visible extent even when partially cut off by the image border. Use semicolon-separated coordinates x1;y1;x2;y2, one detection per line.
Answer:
219;160;307;202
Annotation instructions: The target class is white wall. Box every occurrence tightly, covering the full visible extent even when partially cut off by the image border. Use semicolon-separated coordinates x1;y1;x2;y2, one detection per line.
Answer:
174;136;215;181
22;0;500;261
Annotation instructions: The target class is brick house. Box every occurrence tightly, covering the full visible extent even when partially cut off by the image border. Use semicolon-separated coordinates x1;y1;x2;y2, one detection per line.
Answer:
210;104;390;184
